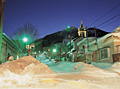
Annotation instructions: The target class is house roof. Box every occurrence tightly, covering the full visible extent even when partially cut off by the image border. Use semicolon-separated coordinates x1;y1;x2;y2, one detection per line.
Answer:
77;37;96;46
88;31;120;46
112;26;120;33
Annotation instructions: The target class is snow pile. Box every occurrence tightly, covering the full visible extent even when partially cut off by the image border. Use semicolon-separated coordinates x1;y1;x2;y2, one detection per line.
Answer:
112;62;120;67
73;62;119;77
106;62;120;73
50;61;82;73
50;61;119;77
0;59;120;89
0;56;56;77
91;62;112;69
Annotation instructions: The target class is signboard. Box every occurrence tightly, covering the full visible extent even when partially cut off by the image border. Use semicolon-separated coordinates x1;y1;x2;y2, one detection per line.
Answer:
27;49;31;52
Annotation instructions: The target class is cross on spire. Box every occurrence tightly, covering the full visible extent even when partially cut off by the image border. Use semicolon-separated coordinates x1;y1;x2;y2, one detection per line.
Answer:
81;20;83;24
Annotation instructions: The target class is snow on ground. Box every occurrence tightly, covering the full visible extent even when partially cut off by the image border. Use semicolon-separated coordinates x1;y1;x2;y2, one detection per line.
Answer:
91;62;113;69
106;62;120;73
91;62;120;74
0;55;120;89
49;61;119;77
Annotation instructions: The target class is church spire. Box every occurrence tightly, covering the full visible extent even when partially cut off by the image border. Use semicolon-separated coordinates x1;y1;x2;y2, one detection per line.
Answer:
78;20;86;37
81;20;83;24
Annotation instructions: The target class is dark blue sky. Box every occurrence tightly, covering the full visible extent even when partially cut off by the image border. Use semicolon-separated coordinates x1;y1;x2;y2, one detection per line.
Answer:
3;0;120;39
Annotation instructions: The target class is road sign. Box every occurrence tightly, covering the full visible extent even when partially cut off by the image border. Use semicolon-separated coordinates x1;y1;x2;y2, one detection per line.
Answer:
27;49;31;52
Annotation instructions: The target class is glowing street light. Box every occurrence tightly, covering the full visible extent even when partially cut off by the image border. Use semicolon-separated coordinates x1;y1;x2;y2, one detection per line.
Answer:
67;26;70;29
67;26;72;52
23;37;28;42
53;49;56;52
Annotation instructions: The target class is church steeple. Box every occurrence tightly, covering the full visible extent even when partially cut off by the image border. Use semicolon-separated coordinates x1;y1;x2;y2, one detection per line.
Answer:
78;20;86;37
81;20;83;24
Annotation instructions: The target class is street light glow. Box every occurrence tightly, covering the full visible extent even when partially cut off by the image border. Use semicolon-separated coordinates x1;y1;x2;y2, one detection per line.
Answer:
53;49;56;52
67;26;70;28
23;37;28;42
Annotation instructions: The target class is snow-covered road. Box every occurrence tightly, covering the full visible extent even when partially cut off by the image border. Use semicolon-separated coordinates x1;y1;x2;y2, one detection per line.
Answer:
0;56;120;89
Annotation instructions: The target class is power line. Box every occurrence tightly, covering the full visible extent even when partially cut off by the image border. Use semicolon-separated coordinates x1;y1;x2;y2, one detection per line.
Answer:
101;17;120;28
88;1;120;27
83;0;104;24
73;0;96;26
97;13;120;27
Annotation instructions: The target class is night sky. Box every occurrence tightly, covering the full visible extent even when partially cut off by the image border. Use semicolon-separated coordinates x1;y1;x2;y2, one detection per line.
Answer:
3;0;120;39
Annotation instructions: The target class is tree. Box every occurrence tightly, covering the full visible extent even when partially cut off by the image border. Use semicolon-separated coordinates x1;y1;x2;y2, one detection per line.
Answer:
12;23;40;52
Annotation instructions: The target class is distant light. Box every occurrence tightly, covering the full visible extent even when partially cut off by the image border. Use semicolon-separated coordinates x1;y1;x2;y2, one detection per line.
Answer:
35;52;37;54
67;26;70;28
48;49;50;51
53;49;56;52
23;38;28;42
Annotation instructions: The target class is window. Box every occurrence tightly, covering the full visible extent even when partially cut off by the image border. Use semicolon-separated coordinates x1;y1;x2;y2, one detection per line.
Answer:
101;48;110;59
117;45;120;53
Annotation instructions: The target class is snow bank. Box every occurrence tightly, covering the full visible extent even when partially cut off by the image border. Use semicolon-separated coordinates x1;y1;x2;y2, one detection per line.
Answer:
50;61;119;77
0;58;120;89
50;61;83;73
106;62;120;74
73;62;119;77
91;62;112;69
0;56;56;77
112;62;120;67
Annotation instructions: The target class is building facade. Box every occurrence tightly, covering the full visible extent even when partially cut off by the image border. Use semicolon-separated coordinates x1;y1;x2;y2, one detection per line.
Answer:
0;33;23;64
0;0;6;61
84;26;120;63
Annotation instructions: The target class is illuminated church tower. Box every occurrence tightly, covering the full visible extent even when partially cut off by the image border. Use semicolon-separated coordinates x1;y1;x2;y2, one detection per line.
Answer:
78;20;86;37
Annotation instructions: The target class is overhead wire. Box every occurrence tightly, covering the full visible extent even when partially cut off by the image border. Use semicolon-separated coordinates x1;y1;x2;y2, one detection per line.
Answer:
97;13;120;27
101;17;120;28
72;0;96;26
82;0;103;25
88;0;120;27
78;0;97;20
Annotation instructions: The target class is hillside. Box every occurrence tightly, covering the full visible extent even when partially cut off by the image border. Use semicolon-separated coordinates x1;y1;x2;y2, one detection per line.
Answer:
42;27;78;47
41;27;109;47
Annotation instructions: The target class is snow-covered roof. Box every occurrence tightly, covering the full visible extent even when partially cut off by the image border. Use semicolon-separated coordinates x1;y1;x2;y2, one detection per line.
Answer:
77;37;95;46
112;26;120;33
77;38;87;46
88;31;120;46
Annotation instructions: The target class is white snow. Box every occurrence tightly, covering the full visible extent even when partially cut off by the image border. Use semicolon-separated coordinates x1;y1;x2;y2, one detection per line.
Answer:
0;55;120;89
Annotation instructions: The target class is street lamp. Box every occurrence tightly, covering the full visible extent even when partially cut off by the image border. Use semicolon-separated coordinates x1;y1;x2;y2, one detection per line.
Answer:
53;49;56;52
23;37;28;54
67;26;70;29
67;26;72;52
23;37;28;42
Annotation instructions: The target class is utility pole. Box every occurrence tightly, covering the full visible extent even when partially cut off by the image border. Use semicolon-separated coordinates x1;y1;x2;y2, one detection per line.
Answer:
70;28;71;52
60;44;61;61
83;45;86;63
67;26;72;52
94;26;99;62
86;26;89;48
0;0;5;64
